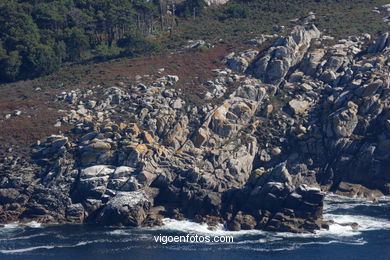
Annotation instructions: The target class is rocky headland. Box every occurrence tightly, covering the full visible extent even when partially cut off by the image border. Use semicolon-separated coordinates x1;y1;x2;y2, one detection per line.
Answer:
0;20;389;233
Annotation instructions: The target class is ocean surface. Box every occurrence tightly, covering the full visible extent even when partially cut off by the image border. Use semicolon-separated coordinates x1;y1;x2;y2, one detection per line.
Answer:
1;194;389;260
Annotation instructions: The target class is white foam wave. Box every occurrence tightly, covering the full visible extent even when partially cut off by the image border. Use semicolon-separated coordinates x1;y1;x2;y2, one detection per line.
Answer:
0;233;46;242
150;218;265;237
235;237;282;244
26;221;42;228
274;213;390;239
322;194;390;237
149;212;390;241
323;198;390;212
324;193;390;206
0;245;56;254
325;214;390;231
2;223;20;229
226;245;299;252
299;239;366;246
218;239;366;251
0;240;97;254
1;221;42;230
316;223;361;237
107;229;127;235
145;243;299;252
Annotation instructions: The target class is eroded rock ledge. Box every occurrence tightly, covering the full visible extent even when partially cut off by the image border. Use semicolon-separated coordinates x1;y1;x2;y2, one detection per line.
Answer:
0;24;389;233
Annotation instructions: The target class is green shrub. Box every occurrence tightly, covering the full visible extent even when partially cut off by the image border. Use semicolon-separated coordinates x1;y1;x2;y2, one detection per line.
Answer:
93;43;121;61
118;33;160;57
0;50;22;82
24;44;61;78
63;28;90;62
224;4;250;19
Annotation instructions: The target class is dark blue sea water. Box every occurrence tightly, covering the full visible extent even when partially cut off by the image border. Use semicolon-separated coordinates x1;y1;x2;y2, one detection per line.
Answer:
1;195;389;260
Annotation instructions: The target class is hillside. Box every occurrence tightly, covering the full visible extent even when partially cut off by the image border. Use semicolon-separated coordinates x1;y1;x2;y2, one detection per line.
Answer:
1;0;389;83
0;0;389;233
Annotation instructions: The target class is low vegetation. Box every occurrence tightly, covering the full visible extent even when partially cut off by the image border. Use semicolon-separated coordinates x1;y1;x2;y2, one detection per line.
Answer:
0;0;389;83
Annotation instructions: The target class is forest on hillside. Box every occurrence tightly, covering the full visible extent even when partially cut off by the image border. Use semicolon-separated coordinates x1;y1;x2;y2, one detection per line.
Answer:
0;0;206;82
1;0;388;83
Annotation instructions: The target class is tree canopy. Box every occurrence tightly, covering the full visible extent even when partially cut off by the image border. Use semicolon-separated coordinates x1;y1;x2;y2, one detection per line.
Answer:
0;0;207;82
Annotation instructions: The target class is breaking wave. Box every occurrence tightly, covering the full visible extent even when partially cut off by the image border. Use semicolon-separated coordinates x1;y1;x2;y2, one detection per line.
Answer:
0;241;93;254
0;194;389;256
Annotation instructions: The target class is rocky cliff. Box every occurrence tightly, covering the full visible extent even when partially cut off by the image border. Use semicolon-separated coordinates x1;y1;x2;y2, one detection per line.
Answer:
0;24;389;233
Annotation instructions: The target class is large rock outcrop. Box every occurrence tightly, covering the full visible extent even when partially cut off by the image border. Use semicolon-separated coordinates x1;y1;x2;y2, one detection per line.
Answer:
247;24;321;86
223;163;325;232
1;24;389;234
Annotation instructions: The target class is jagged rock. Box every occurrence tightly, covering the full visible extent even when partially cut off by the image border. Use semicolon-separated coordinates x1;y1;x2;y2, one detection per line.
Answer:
247;24;320;86
258;150;271;162
336;182;384;199
227;211;257;231
166;75;179;82
201;79;266;140
224;163;325;232
66;203;85;222
367;33;390;53
32;135;68;159
96;190;154;226
320;70;337;84
300;49;325;75
289;71;304;82
142;131;155;144
121;144;149;167
328;102;358;138
192;127;209;147
166;116;189;149
128;123;141;136
245;35;268;46
225;137;258;183
224;49;259;73
105;87;128;105
0;189;20;204
73;165;115;201
107;166;138;191
288;99;311;115
360;79;383;97
80;140;115;166
271;147;282;155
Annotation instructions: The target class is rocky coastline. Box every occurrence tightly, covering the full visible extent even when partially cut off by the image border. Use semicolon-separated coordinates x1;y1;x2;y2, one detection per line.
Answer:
0;23;389;233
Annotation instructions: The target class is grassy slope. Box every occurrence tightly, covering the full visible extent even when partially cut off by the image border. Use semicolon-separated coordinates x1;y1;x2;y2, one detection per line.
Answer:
171;0;389;46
